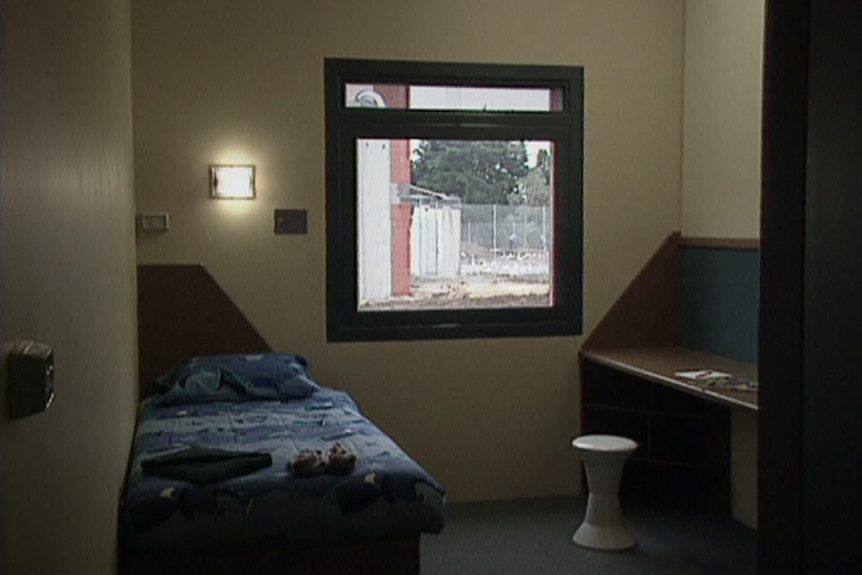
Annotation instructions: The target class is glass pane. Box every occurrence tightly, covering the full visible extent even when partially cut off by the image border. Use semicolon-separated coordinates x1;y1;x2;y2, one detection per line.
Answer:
346;84;563;111
356;138;554;311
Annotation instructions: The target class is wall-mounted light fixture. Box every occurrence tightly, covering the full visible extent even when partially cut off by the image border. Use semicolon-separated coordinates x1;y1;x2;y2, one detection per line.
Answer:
209;165;256;199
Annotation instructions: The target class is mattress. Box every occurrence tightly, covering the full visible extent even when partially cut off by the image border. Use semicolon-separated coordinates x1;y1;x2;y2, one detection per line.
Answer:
119;388;446;551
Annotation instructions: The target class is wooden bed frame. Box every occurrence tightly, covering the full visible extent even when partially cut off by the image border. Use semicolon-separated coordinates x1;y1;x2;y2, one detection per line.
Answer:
120;536;420;575
121;264;421;575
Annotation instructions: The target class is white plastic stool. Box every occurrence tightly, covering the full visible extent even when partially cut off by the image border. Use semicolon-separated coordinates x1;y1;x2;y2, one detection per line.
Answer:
572;434;638;551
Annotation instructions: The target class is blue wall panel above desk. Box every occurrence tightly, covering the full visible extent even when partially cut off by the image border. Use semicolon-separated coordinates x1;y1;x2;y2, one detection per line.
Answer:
682;247;760;364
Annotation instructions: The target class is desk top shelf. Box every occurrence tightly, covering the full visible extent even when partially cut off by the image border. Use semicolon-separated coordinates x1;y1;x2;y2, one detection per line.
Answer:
580;346;758;411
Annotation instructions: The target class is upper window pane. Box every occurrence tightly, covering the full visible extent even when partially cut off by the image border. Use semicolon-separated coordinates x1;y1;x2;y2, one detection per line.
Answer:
346;84;562;111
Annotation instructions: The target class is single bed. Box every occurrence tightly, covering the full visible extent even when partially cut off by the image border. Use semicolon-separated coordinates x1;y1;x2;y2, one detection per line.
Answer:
119;265;446;575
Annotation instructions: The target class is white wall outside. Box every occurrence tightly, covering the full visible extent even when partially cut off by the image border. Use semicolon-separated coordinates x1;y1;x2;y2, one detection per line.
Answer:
357;140;393;304
412;203;461;280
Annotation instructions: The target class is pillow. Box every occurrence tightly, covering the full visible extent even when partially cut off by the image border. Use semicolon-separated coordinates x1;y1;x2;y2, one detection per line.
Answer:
154;353;320;406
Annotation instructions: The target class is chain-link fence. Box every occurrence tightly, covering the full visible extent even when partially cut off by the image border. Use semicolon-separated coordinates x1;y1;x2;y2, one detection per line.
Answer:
460;204;551;276
462;204;550;251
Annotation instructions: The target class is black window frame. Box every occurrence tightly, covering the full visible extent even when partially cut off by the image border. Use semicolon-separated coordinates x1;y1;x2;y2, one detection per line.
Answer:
325;58;584;342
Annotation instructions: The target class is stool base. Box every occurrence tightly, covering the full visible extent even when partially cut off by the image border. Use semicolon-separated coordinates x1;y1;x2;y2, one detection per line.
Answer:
572;522;636;551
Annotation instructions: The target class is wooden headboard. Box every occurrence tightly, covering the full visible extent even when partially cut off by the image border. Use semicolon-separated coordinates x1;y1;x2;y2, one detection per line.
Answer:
137;264;272;399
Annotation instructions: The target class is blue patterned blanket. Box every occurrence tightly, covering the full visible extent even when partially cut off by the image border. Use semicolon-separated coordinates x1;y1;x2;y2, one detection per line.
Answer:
119;388;446;551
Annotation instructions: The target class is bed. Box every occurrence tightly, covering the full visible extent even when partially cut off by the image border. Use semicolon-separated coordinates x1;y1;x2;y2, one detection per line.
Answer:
119;264;446;575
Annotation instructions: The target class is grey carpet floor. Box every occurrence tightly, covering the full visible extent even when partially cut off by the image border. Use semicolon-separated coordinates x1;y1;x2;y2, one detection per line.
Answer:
421;496;756;575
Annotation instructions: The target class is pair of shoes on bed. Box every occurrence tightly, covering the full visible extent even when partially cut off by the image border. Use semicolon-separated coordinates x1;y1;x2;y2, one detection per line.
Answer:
291;442;358;478
327;442;358;476
291;449;328;478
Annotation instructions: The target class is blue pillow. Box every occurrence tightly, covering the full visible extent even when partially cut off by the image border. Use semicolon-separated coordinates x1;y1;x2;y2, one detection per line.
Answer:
155;353;320;406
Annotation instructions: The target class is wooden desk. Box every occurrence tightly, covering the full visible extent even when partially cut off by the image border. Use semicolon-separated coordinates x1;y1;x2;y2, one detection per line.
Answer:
577;234;761;515
579;346;758;514
580;346;758;411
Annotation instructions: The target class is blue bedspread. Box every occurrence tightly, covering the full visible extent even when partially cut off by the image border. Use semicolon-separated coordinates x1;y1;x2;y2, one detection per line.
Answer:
119;388;446;551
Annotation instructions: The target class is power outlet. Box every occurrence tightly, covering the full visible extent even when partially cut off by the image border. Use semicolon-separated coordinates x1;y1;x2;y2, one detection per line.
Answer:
274;209;307;235
139;213;170;232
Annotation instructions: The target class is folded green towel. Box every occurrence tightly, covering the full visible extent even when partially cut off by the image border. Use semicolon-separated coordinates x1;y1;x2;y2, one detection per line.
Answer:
141;446;272;484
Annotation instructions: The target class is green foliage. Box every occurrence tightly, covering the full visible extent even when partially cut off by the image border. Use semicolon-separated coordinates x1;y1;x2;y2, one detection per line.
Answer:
509;148;552;206
412;140;530;205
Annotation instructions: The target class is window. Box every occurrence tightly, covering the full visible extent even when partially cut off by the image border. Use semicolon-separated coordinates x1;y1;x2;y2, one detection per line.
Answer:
325;58;584;341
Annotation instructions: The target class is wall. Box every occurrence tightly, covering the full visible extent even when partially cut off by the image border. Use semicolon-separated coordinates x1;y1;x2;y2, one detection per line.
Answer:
0;0;138;574
680;0;765;529
132;0;684;502
681;0;764;238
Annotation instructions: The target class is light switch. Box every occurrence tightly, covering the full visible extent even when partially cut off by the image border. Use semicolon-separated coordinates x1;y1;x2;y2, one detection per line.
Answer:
274;209;307;235
139;213;170;232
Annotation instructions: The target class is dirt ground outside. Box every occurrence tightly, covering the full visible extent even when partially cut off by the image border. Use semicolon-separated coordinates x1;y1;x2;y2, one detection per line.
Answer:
360;274;551;310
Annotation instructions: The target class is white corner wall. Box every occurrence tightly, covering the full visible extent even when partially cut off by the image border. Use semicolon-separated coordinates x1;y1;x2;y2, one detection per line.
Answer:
681;0;766;530
681;0;765;239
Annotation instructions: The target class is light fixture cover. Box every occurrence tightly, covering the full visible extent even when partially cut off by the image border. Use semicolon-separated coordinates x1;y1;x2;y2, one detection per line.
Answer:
210;165;256;199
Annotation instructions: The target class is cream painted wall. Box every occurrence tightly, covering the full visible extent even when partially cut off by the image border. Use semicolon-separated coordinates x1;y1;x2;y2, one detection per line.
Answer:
1;1;138;574
681;0;765;238
132;0;684;502
681;0;765;529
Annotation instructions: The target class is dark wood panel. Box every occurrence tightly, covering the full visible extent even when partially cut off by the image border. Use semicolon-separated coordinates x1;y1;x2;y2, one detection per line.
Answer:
582;233;682;350
759;0;808;571
799;0;862;571
136;264;272;399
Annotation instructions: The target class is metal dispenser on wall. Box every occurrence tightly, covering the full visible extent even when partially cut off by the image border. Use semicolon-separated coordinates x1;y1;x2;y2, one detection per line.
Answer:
8;340;55;419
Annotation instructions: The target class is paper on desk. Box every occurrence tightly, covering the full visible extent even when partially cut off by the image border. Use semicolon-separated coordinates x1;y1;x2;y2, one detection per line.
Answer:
674;370;732;380
674;369;759;391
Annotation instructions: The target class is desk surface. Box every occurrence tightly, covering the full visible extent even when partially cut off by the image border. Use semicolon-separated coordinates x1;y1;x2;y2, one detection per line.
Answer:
580;346;758;411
